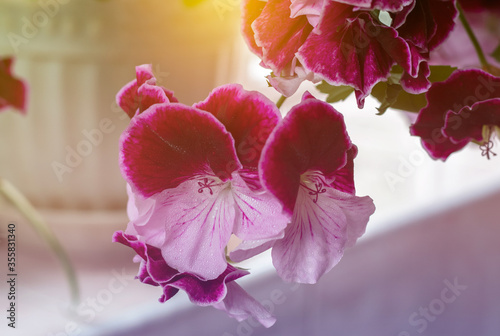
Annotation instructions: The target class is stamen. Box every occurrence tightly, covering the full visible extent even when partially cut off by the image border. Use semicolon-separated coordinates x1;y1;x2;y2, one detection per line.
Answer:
301;181;327;203
198;178;217;195
480;140;497;160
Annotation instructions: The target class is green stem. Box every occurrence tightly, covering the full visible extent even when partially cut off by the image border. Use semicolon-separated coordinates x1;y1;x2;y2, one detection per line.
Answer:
457;3;491;72
276;95;287;109
0;178;79;305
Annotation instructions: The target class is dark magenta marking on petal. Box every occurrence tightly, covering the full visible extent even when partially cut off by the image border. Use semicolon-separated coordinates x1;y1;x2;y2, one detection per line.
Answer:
194;84;281;181
0;57;27;114
120;103;241;197
260;94;352;214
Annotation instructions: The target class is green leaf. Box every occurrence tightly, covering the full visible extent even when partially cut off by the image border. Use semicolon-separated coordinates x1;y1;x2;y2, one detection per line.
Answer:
491;43;500;64
371;65;457;114
316;81;355;103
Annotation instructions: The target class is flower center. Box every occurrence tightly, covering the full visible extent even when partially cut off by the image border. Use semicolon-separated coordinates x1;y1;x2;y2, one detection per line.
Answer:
480;126;497;160
300;171;329;203
197;177;226;195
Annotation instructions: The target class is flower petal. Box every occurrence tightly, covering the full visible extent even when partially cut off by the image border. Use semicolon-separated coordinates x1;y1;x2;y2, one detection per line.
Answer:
252;0;313;73
167;265;249;306
443;98;500;143
213;282;277;328
260;93;352;215
231;173;290;241
152;178;236;280
393;0;457;52
271;185;373;283
194;84;281;181
242;0;267;58
410;69;500;160
298;3;411;108
120;103;241;198
116;64;178;118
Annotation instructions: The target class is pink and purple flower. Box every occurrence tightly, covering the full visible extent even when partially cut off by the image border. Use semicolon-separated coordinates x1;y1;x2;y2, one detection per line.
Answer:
231;93;375;284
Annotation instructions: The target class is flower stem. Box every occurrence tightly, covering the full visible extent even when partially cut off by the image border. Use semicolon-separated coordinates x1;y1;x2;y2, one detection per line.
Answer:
457;3;492;72
0;178;79;305
276;95;287;109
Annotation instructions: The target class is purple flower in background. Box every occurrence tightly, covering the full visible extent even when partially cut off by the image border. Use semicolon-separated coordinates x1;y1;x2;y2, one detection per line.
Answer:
119;81;289;281
232;93;375;284
410;69;500;160
113;232;276;327
0;57;26;114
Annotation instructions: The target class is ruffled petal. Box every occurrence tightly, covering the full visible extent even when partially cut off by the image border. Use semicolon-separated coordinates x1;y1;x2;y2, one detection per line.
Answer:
113;232;250;306
330;146;357;195
260;92;352;215
120;103;241;198
393;0;457;52
213;282;277;328
242;0;266;58
400;60;431;94
149;178;236;280
443;98;500;143
253;0;313;73
0;57;27;114
116;79;140;118
410;69;500;160
231;173;290;241
116;64;178;118
194;84;281;181
167;265;249;306
298;3;411;108
271;184;373;284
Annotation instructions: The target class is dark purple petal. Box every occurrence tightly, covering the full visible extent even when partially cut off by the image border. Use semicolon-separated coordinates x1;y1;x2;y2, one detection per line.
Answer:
168;265;248;306
113;231;250;306
400;60;431;94
253;0;313;73
443;98;500;143
298;3;411;108
393;0;457;52
410;69;500;160
260;93;352;215
120;103;241;197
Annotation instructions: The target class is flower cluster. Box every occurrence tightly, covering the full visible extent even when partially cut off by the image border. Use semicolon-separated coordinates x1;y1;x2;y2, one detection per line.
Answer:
113;65;374;326
114;0;500;328
243;0;500;160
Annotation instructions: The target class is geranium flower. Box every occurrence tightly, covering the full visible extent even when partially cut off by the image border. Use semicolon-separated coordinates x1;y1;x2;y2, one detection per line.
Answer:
410;69;500;160
231;93;375;284
119;81;289;281
113;231;276;327
0;57;26;114
116;64;178;118
243;0;433;107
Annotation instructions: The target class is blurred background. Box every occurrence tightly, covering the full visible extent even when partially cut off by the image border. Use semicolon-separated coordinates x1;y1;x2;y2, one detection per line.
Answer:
0;1;499;335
